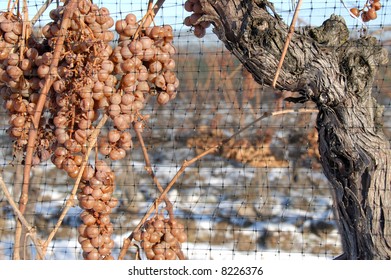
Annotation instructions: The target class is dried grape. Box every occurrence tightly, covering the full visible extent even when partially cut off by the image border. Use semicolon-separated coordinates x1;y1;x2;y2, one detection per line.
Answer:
133;216;187;260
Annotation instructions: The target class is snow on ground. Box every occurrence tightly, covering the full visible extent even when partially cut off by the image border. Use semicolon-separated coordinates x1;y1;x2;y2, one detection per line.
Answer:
0;154;341;260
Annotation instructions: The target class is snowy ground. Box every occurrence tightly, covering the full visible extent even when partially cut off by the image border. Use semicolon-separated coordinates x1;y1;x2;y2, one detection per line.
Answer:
0;147;341;260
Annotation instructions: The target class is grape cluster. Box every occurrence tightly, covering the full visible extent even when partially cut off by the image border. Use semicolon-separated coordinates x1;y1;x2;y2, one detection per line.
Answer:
77;160;118;260
133;215;187;260
44;1;114;44
0;13;22;57
1;4;180;166
183;0;211;38
40;2;120;260
350;0;381;22
0;12;55;164
113;13;179;109
45;3;120;179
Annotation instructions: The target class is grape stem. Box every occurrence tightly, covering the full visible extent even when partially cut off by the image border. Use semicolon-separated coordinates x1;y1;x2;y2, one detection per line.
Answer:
19;0;30;61
7;0;17;14
340;0;367;28
13;0;78;260
133;0;166;40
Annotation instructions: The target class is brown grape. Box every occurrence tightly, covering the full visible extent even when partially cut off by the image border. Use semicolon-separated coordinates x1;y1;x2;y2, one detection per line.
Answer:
132;216;187;260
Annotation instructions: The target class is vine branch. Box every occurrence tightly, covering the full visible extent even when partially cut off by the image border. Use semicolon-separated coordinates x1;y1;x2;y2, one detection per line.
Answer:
272;0;303;88
31;0;54;26
133;124;175;220
14;0;78;260
0;175;44;259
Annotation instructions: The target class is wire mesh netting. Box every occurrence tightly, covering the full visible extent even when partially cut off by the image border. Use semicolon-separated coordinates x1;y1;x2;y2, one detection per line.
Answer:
0;0;390;260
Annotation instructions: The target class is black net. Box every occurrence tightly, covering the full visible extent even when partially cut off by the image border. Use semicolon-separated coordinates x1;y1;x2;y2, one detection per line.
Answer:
0;0;390;260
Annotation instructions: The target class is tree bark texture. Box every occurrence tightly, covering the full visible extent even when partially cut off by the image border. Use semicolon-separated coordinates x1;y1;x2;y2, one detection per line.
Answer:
200;0;391;259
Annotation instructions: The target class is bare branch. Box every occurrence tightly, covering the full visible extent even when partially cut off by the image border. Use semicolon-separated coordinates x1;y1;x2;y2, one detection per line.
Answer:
133;124;175;219
272;0;303;88
31;0;54;26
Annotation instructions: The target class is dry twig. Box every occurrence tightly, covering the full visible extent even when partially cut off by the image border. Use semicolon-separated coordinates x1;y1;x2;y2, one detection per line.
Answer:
0;175;45;259
31;0;54;26
133;0;165;39
133;125;175;220
272;0;303;88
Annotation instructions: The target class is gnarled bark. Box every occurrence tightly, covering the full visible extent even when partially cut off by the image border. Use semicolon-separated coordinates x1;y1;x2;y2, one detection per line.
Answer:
200;0;391;259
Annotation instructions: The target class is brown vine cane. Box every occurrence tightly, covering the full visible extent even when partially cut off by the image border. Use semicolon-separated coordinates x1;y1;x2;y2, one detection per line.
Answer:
0;6;66;259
